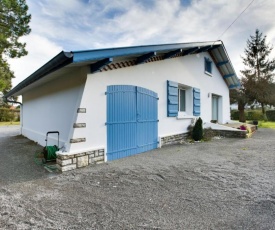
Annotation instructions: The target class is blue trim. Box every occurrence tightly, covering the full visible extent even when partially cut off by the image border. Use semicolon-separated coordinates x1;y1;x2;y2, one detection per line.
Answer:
223;74;234;79
183;47;199;55
216;60;229;67
90;58;113;73
163;49;182;59
229;84;240;89
167;80;178;117
136;52;156;64
72;41;223;63
193;88;201;116
5;40;241;98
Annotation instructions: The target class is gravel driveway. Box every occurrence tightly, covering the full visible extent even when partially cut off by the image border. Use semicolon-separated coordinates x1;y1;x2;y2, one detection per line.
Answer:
0;127;275;229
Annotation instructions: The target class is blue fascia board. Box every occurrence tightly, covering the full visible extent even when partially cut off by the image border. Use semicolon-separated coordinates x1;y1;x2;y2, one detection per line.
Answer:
72;41;223;63
229;83;241;89
7;40;245;97
216;60;229;67
223;74;235;79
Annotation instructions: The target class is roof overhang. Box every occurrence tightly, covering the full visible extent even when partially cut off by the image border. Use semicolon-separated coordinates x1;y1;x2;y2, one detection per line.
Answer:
4;40;240;98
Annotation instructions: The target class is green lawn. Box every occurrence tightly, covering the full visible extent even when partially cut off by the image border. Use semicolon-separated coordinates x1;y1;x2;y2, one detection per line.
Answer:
0;121;20;126
258;121;275;129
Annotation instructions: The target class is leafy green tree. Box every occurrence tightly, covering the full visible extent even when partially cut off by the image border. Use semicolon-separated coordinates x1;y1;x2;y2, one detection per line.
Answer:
0;0;31;94
0;59;14;94
241;29;275;119
0;0;31;58
269;83;275;107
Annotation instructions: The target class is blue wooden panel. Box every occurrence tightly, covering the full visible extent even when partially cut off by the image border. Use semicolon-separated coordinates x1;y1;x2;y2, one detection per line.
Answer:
107;85;158;161
193;88;201;116
137;87;158;153
167;80;178;117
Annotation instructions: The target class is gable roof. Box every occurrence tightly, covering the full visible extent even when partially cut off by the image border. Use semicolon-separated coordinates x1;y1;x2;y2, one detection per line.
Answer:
4;40;240;98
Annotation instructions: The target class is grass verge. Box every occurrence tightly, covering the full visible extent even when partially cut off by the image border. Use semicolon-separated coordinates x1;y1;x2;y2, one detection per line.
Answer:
0;122;20;126
258;121;275;129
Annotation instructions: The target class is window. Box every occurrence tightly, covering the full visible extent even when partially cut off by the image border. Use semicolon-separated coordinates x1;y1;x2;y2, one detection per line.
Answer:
204;57;212;75
178;85;192;117
167;80;200;117
178;88;186;112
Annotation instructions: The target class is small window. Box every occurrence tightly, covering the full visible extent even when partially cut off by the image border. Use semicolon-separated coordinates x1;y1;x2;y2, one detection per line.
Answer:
178;88;186;112
204;57;212;75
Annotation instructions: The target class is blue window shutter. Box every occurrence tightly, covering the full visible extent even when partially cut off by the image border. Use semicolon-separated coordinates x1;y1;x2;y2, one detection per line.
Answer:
167;80;178;117
193;88;201;116
204;57;212;74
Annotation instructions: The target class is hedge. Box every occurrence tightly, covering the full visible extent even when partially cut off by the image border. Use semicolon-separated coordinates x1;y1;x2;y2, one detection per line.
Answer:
0;108;20;122
246;110;263;121
231;110;264;121
231;110;239;120
266;110;275;121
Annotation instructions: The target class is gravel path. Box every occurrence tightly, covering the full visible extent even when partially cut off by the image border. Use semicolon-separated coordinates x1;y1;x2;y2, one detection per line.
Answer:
0;127;275;229
0;126;53;185
0;125;20;138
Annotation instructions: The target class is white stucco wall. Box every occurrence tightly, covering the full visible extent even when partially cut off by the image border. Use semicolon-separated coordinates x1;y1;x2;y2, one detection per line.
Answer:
69;52;230;153
22;67;86;147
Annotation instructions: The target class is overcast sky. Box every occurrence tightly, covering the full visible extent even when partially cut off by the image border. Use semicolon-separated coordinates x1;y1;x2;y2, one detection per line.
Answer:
8;0;275;87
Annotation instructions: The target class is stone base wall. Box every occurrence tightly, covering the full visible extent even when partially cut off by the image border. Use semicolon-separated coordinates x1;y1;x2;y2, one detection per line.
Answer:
161;133;189;146
56;149;105;172
160;129;247;146
250;125;257;133
212;130;247;138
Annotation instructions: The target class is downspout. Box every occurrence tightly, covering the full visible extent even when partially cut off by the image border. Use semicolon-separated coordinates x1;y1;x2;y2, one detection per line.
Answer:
3;98;23;134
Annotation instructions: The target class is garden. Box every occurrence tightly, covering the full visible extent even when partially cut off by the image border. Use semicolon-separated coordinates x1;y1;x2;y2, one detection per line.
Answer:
231;109;275;129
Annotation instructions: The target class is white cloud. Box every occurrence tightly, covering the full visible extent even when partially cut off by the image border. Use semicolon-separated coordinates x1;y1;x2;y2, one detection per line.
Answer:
7;0;275;88
8;34;62;86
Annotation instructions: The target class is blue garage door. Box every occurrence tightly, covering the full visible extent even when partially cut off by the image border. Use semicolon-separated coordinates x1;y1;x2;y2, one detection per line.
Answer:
106;85;158;161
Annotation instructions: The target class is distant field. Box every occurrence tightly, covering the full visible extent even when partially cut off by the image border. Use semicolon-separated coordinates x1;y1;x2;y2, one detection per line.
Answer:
0;122;20;126
258;121;275;129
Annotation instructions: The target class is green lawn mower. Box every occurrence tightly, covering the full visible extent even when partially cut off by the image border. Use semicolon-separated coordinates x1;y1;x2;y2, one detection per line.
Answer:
43;131;59;162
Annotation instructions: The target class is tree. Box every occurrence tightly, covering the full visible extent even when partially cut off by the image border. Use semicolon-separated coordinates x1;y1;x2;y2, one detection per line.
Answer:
230;80;250;122
269;83;275;107
241;29;275;119
0;0;31;94
0;0;31;58
192;117;203;141
0;59;14;94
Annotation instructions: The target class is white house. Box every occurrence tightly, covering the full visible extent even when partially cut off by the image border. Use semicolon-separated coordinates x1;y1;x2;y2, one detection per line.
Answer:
4;41;240;171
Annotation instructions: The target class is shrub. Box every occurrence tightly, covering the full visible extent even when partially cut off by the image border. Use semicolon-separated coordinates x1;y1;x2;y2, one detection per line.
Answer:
231;109;265;121
230;110;239;120
266;110;275;121
192;117;203;141
246;110;263;120
0;108;20;122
